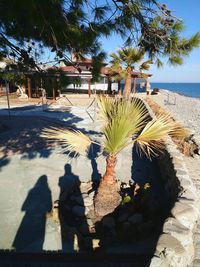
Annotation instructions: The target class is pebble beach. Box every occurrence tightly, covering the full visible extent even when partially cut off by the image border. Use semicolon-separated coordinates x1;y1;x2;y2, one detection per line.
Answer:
150;90;200;136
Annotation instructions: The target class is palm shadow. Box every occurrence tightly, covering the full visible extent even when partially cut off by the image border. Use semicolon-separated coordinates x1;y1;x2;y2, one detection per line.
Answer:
87;143;101;188
0;107;101;163
12;175;52;252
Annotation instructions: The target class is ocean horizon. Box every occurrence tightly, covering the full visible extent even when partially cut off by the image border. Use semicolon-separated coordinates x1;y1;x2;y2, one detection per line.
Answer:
150;83;200;99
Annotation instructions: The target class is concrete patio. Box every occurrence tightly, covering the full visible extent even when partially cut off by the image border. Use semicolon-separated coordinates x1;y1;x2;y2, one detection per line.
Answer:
0;104;164;253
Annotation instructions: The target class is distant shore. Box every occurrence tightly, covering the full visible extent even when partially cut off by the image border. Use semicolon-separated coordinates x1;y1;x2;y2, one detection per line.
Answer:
150;90;200;135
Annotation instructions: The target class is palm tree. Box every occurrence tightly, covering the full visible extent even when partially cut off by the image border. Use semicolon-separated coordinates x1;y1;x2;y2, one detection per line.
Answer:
110;48;152;97
41;96;184;217
108;61;124;95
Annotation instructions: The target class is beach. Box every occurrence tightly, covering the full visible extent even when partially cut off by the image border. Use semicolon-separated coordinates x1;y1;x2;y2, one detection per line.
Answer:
150;90;200;136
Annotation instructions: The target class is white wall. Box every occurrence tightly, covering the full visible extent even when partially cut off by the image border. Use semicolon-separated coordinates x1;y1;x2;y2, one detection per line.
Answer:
65;77;118;91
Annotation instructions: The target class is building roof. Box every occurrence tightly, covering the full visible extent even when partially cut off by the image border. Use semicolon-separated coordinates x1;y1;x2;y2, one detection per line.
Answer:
58;61;152;78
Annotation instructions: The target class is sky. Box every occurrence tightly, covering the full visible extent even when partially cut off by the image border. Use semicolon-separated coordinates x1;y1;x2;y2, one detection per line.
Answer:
100;0;200;83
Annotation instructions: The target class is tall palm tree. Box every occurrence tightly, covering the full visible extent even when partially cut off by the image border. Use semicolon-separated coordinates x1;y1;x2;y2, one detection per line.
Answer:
41;96;184;217
110;48;152;97
108;61;124;94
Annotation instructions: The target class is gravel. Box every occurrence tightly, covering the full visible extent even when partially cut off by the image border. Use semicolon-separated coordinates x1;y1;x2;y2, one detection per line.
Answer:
151;90;200;135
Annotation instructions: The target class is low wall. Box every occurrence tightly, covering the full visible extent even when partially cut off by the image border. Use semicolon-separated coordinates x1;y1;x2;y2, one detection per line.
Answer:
143;100;200;267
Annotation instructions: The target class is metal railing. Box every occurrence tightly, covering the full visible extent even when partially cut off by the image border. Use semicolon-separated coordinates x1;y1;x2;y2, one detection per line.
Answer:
164;92;177;105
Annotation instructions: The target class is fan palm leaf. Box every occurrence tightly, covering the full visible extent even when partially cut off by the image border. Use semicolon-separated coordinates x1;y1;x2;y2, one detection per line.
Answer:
41;127;92;155
100;97;149;154
140;60;153;71
134;115;186;157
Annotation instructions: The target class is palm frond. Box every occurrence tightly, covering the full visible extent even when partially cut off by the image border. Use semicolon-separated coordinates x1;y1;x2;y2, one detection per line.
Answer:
99;97;149;154
135;115;176;157
140;60;153;71
41;127;92;155
97;95;116;124
169;121;190;139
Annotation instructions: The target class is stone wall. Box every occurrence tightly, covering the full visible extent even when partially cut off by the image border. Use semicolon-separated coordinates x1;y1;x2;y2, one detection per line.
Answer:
143;100;200;267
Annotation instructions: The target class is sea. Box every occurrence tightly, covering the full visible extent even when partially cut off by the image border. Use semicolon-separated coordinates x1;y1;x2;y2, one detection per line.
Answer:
150;83;200;99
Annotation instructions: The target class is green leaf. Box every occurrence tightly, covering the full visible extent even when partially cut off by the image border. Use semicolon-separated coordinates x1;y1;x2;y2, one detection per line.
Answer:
122;195;132;205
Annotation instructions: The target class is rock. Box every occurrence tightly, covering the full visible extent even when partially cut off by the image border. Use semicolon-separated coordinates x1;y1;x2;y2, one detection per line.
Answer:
118;213;129;223
180;188;197;201
83;196;93;207
89;227;96;234
92;239;100;249
85;207;90;215
171;202;198;228
178;197;194;205
80;182;92;193
87;218;94;227
82;193;89;198
128;213;143;224
72;205;86;216
52;207;60;223
149;256;169;267
75;196;93;207
19;93;28;99
87;204;94;211
157;233;185;254
172;157;183;165
88;191;95;199
163;217;190;243
102;216;116;228
179;176;192;187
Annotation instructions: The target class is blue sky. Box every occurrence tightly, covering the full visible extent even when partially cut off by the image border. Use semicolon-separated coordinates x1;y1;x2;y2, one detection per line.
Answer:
100;0;200;83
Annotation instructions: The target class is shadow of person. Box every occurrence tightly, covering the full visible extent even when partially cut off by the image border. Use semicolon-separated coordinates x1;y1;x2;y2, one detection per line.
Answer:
12;175;52;251
58;164;92;252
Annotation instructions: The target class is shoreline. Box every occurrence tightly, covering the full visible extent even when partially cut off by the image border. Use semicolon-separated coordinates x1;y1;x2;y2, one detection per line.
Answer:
150;82;200;99
159;88;200;100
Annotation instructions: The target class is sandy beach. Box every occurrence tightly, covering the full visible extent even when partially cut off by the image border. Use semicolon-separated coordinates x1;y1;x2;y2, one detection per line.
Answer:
150;90;200;136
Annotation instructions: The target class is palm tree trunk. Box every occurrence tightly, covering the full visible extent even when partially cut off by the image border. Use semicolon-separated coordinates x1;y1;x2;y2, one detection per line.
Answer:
117;80;121;95
107;77;112;95
123;67;132;97
27;77;32;98
94;154;121;217
133;78;136;95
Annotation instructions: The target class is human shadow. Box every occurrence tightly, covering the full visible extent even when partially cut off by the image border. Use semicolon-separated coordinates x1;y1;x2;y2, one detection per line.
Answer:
12;175;52;251
58;164;92;252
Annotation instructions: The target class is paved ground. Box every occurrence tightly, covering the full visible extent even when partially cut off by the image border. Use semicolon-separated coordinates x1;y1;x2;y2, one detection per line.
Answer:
0;103;164;258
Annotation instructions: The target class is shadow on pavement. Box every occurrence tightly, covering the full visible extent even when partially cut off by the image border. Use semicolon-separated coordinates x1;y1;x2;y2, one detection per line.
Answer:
12;175;52;252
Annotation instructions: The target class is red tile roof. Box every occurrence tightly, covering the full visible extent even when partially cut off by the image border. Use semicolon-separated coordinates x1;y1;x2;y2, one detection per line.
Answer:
57;64;152;77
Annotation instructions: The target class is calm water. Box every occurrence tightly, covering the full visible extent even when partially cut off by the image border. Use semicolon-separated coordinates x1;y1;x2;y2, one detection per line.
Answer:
151;83;200;98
